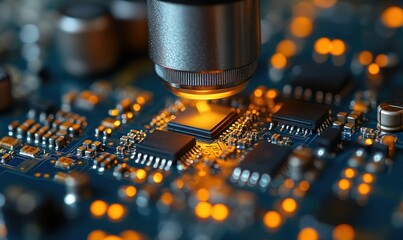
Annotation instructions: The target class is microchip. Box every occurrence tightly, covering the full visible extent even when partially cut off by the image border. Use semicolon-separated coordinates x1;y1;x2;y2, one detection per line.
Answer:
20;145;40;158
315;127;341;150
55;157;75;169
168;104;237;139
239;142;291;178
316;195;361;226
136;130;196;161
291;63;350;95
0;136;19;150
272;100;331;132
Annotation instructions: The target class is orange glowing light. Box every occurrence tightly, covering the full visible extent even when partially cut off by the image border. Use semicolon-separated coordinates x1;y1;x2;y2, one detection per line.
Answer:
254;88;264;98
330;39;346;56
314;0;337;9
161;192;174;205
357;183;371;195
281;198;297;213
125;186;137;198
290;16;313;38
103;236;123;240
338;179;351;191
90;200;108;218
368;63;380;75
109;109;119;117
263;211;282;229
196;101;211;113
153;172;163;184
133;103;141;112
113;120;121;128
333;224;355;240
120;230;143;240
314;38;332;55
293;1;316;18
276;40;297;57
136;169;147;180
284;179;295;189
107;203;126;221
87;230;107;240
364;138;373;145
375;54;389;67
136;96;146;105
211;204;229;221
299;181;310;192
298;228;319;240
271;53;287;69
344;168;356;179
265;89;278;99
195;201;212;219
196;188;210;202
358;51;373;65
362;173;374;184
381;6;403;28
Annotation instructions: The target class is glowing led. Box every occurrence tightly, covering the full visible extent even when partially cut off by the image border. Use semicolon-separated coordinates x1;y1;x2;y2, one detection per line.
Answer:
333;224;355;240
298;228;319;240
90;200;108;218
364;138;373;146
276;40;297;57
107;203;126;221
263;211;282;229
87;230;107;240
265;89;278;99
368;63;380;75
195;201;212;219
362;173;374;184
136;96;146;105
358;51;373;65
136;169;147;180
160;192;174;205
133;103;141;112
344;168;356;178
375;54;389;67
338;179;351;191
211;204;229;221
153;172;163;184
254;88;264;98
270;53;287;69
125;186;137;198
109;109;119;117
330;39;346;56
281;198;297;213
299;181;310;192
314;38;332;55
357;183;371;195
290;16;313;38
196;188;210;202
381;6;403;28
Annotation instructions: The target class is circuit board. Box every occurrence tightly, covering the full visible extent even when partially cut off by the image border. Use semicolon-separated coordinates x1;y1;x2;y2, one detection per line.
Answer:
0;1;403;240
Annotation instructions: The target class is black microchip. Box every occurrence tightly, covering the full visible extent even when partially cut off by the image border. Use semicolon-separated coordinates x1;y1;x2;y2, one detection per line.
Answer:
240;142;291;177
316;195;361;226
136;130;196;160
168;104;237;139
291;63;350;95
272;100;330;131
315;127;341;150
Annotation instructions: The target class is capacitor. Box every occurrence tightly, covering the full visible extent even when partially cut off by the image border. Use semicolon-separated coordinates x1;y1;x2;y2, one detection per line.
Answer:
0;66;13;112
111;0;148;54
377;102;403;131
56;3;119;76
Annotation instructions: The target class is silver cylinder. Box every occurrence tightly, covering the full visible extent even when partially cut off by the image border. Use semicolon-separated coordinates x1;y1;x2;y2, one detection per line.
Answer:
148;0;260;99
57;3;119;76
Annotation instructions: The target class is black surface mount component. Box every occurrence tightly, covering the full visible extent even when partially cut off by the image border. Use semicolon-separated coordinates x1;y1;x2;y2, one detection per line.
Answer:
272;100;331;133
315;127;342;150
136;130;196;161
168;104;237;139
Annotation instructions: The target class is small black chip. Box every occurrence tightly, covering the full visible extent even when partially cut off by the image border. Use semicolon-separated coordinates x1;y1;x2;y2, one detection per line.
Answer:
291;63;350;95
316;195;361;226
272;100;331;132
136;130;196;161
240;142;291;178
315;127;341;150
168;104;237;139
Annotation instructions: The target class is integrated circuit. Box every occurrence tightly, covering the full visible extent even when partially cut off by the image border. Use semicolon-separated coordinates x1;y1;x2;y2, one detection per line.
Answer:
289;63;351;104
232;142;291;188
135;130;197;170
168;103;237;139
272;100;331;134
315;127;342;151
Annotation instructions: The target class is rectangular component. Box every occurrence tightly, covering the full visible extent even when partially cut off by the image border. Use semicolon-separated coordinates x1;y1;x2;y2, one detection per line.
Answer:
240;142;291;177
0;136;19;150
168;104;237;139
136;130;196;160
20;145;40;158
272;100;330;131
